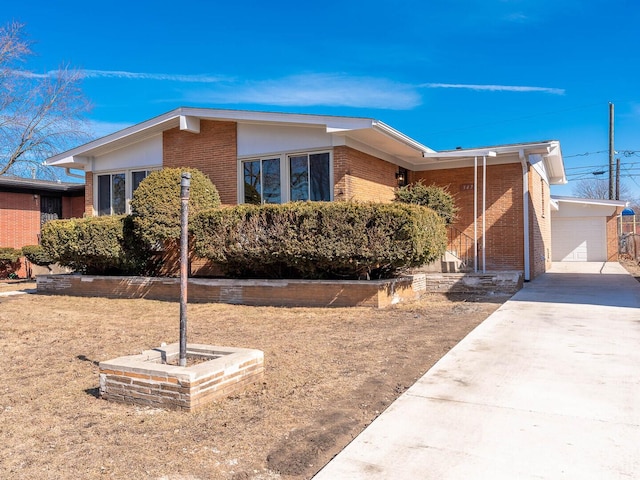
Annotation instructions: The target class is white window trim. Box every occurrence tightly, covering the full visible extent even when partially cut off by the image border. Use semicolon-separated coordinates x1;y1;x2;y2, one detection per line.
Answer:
94;166;159;215
237;149;333;204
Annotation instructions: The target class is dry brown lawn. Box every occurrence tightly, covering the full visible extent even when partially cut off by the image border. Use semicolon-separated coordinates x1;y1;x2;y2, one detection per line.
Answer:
0;281;509;479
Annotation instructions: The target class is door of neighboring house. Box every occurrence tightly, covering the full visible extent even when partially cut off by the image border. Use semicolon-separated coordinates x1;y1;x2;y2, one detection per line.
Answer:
40;196;62;226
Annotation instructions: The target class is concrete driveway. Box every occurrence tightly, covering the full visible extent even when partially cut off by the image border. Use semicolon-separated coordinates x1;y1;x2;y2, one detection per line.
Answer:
314;262;640;479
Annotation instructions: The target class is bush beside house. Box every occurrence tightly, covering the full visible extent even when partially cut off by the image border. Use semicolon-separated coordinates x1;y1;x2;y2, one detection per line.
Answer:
40;216;148;275
192;202;447;279
39;167;451;280
394;180;458;225
130;168;221;247
0;247;23;278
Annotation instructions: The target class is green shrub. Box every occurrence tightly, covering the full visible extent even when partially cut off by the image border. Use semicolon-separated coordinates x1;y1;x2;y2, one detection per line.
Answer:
192;201;446;279
0;247;23;279
40;216;149;274
21;245;53;266
130;168;221;247
394;180;458;225
0;247;22;264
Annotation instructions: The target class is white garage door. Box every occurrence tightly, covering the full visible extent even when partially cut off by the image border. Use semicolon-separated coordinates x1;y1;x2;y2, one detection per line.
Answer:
552;216;607;262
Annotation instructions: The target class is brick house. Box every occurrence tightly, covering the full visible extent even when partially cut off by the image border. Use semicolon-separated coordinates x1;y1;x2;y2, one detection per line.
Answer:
0;176;84;277
45;107;590;281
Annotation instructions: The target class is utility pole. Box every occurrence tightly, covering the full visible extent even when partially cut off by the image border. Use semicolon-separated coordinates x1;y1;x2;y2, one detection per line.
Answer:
609;102;615;200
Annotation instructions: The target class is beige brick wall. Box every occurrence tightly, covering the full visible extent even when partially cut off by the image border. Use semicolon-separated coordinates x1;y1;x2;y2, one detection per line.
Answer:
163;120;238;205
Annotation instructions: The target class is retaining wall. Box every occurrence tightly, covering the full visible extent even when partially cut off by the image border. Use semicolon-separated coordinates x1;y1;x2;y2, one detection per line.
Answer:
36;271;523;307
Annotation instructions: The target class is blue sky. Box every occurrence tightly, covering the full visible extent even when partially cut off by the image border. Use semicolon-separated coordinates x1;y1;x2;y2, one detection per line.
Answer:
5;0;640;200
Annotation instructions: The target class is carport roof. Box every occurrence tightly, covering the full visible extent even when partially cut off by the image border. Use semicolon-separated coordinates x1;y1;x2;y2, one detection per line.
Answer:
550;195;626;215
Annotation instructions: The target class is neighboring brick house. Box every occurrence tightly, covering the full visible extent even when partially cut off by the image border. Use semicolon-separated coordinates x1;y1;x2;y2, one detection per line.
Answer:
46;107;573;281
0;176;84;277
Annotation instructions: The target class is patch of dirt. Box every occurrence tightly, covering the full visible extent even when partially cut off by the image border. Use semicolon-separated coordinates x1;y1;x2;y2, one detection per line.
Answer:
620;255;640;282
0;288;509;479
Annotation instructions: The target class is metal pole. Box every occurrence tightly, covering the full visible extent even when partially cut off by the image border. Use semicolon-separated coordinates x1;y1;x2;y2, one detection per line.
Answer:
609;102;614;200
615;157;620;201
179;172;191;367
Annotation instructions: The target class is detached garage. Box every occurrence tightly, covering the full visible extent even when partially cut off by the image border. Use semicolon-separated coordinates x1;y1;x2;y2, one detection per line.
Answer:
550;196;624;262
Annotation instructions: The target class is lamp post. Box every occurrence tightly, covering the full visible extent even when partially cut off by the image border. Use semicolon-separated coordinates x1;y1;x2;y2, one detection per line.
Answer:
179;172;191;367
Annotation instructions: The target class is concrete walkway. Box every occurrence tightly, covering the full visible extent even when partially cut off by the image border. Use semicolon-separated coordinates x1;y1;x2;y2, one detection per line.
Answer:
314;262;640;479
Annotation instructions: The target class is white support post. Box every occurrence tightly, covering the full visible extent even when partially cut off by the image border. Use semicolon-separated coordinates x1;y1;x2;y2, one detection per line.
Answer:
482;155;487;273
474;156;478;273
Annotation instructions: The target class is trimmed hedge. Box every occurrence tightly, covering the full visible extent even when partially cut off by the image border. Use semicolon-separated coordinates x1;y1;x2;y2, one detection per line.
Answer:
21;245;53;266
0;247;22;264
130;168;221;247
394;180;458;225
192;201;447;279
40;216;149;274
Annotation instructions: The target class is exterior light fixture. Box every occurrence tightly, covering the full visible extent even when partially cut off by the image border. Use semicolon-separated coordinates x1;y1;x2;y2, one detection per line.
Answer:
396;168;408;187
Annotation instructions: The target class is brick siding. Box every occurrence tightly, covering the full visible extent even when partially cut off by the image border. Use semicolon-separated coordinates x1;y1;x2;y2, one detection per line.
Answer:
416;163;526;273
84;172;94;216
0;191;41;249
333;146;397;202
1;188;85;278
528;168;552;278
163;120;238;205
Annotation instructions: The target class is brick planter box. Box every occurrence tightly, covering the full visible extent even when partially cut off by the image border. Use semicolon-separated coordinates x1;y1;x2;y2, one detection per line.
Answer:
99;343;264;411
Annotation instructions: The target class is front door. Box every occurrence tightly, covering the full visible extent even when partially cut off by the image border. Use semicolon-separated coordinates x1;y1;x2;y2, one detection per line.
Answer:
40;196;62;226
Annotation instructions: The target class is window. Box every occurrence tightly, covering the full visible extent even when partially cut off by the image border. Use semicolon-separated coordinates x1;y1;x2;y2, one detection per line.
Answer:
243;158;281;204
289;152;330;202
98;173;126;215
240;151;331;204
96;169;152;215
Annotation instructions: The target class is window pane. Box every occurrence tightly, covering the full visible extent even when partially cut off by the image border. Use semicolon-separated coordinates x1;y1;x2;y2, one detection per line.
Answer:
309;153;330;201
132;171;148;193
98;175;111;216
244;160;262;204
262;158;281;204
289;155;309;201
112;173;126;215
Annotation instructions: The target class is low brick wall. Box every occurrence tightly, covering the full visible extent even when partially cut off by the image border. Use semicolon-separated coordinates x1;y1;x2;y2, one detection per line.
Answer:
36;271;522;307
99;343;264;412
36;274;423;308
423;271;524;294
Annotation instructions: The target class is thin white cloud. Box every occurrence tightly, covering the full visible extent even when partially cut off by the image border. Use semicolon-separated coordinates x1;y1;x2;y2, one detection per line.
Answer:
185;74;422;110
10;68;565;110
421;82;565;95
9;68;230;83
81;70;230;83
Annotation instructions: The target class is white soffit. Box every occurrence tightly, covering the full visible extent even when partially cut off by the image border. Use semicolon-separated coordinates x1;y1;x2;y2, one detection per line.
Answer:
551;195;625;216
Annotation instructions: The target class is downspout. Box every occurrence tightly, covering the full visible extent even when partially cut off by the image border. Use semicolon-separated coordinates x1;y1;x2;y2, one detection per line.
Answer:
519;149;531;281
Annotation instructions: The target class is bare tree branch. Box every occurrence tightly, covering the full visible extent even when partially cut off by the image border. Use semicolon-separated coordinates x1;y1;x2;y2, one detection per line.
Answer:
0;22;91;180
